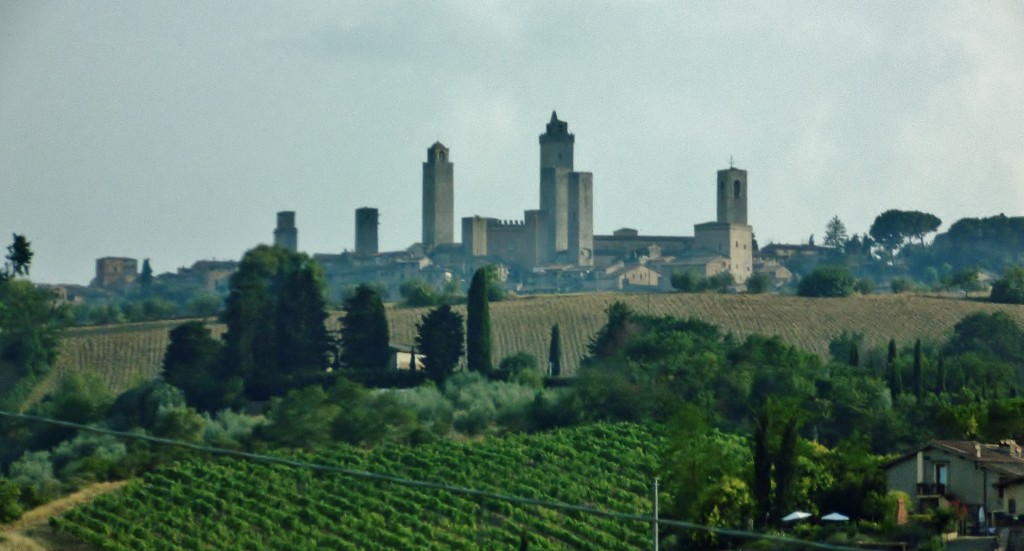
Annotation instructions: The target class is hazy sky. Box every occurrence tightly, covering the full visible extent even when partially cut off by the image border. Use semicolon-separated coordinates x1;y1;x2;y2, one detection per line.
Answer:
3;2;1023;285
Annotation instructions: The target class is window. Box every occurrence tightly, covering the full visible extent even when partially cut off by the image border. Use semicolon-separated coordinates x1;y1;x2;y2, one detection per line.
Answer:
734;180;742;199
935;463;948;486
1011;499;1018;515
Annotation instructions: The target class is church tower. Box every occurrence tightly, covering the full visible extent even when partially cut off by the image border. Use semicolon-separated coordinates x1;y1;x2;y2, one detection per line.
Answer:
539;112;574;263
422;142;454;250
717;166;747;225
694;165;753;283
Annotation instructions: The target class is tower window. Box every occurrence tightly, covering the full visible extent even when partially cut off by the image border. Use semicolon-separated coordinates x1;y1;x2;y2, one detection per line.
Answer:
734;180;742;199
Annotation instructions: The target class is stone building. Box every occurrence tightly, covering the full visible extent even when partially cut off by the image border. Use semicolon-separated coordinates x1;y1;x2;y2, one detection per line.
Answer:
92;257;138;288
461;112;594;270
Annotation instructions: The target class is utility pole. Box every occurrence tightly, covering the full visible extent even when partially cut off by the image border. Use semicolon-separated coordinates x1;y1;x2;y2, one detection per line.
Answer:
652;477;659;551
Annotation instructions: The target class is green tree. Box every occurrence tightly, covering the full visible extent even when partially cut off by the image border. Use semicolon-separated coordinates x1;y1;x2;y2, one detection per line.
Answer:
548;324;562;377
1;233;33;281
887;338;901;399
496;352;539;384
339;284;390;370
870;209;941;262
259;385;340;450
0;476;23;522
913;338;924;398
797;265;855;297
824;215;848;250
415;304;464;384
670;270;704;292
139;258;154;297
163;321;234;412
466;267;493;374
0;280;68;378
399;278;439;307
746;272;771;294
221;245;330;400
991;266;1024;304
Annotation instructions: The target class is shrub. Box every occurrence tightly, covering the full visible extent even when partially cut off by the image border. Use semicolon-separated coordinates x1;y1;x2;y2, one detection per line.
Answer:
991;266;1024;304
746;272;771;294
797;266;855;297
854;278;875;294
671;270;705;292
889;277;913;294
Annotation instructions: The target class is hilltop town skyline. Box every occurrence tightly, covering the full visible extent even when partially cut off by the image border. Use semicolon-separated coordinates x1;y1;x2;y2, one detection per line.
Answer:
3;3;1023;285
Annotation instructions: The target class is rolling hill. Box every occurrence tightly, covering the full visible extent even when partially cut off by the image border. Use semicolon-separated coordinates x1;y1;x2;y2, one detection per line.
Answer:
40;293;1024;399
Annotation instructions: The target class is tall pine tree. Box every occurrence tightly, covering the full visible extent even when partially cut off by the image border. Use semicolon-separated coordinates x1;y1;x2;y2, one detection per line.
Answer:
466;267;493;374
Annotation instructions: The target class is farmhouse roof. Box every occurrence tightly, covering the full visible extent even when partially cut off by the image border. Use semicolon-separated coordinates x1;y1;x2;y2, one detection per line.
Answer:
886;440;1024;478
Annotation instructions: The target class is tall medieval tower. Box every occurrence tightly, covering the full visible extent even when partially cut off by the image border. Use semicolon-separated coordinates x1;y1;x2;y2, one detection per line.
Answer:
694;166;753;283
539;112;574;263
355;207;379;256
274;211;298;252
422;142;454;250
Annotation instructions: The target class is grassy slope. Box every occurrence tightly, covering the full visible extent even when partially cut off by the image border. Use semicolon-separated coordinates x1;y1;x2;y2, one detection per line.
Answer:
44;293;1024;398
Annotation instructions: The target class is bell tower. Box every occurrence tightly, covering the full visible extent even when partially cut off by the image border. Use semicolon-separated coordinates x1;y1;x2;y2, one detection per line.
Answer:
717;165;747;225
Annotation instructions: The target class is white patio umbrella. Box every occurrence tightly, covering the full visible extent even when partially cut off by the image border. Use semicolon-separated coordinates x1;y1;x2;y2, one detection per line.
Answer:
782;511;813;522
821;512;850;522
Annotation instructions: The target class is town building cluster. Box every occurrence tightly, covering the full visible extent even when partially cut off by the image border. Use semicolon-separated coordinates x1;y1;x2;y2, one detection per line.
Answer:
90;112;793;301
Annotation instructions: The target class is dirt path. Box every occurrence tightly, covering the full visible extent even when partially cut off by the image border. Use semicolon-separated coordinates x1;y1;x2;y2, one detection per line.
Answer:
0;481;127;551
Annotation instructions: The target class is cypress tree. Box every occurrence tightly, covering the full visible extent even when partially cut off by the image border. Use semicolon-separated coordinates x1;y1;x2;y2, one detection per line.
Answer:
887;338;901;399
548;324;562;377
912;338;923;398
415;304;464;384
466;267;492;374
340;284;390;370
937;356;947;394
752;408;772;528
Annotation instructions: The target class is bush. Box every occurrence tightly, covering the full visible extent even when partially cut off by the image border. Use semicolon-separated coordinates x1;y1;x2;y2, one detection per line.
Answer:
0;477;23;523
854;278;875;294
991;266;1024;304
889;277;913;294
399;279;439;307
797;266;855;297
746;272;771;294
671;270;705;292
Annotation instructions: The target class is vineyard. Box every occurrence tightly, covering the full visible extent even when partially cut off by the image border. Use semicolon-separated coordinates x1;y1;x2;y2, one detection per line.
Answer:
53;423;664;550
47;293;1024;397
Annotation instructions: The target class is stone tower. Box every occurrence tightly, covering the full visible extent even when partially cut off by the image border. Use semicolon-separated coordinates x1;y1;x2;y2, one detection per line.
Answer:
717;167;747;225
539;111;574;263
422;142;454;250
567;172;594;267
274;211;297;252
695;166;753;283
355;207;379;256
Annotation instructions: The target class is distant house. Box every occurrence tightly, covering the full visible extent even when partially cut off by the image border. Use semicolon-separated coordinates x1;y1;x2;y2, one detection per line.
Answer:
885;440;1024;533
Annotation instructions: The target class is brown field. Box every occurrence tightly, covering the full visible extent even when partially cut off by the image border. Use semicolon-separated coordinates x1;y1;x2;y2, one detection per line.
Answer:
41;293;1024;399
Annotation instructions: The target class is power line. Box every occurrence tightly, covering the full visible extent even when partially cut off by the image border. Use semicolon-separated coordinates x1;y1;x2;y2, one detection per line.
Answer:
0;409;864;551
